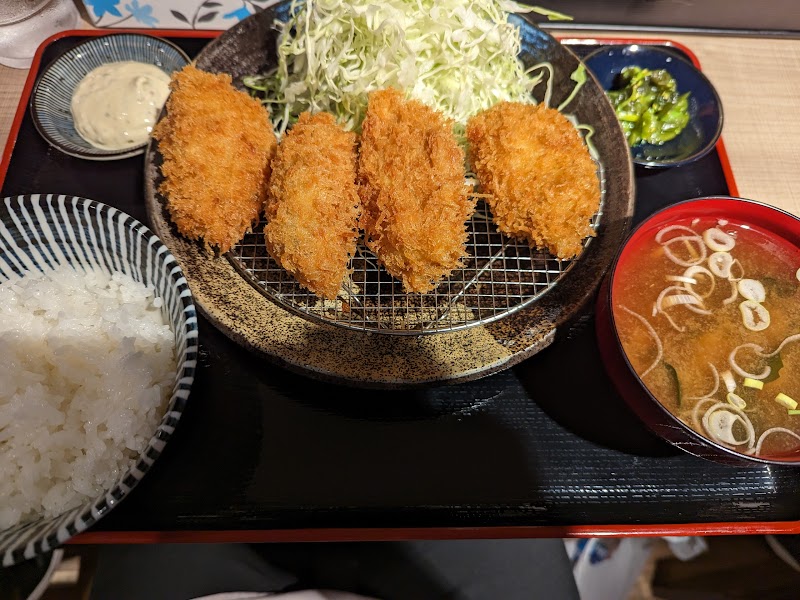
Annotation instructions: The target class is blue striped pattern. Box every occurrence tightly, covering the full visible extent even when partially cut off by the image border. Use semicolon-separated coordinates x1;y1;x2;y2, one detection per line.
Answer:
0;195;198;567
30;34;189;161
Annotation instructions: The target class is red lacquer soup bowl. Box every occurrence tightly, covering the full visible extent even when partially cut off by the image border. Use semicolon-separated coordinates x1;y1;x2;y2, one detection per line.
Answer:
597;196;800;466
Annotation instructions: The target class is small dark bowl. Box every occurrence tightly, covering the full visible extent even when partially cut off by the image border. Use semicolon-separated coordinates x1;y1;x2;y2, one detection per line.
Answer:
584;44;723;168
596;196;800;466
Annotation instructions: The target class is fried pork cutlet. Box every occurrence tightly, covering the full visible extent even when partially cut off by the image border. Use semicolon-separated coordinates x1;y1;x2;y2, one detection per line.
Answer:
153;64;277;253
358;88;474;294
466;102;601;260
265;112;360;300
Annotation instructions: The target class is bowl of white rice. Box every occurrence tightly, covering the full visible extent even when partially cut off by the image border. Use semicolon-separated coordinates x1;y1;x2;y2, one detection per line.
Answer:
0;194;197;566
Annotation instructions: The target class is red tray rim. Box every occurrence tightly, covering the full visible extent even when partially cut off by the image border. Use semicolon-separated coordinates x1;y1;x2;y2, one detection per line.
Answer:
1;29;755;542
67;520;800;544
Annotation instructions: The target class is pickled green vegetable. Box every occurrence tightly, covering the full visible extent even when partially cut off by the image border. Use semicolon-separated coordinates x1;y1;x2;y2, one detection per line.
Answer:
607;66;690;147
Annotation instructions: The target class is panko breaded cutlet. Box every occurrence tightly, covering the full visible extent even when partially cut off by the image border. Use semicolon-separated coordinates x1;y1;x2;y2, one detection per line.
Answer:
153;64;277;253
265;112;360;300
358;88;474;294
466;102;601;260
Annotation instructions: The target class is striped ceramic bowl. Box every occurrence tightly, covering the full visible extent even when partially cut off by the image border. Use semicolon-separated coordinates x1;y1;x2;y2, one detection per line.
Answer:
0;195;198;566
30;34;189;161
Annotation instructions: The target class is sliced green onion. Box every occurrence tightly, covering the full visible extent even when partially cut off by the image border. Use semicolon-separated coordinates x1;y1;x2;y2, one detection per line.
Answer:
667;275;697;285
729;344;771;380
789;410;800;416
722;279;739;305
655;225;698;244
661;235;707;268
738;279;766;303
708;251;733;278
703;404;753;447
683;265;715;299
776;393;798;411
721;370;736;393
662;294;702;309
743;378;764;390
703;227;736;252
739;300;770;332
727;392;746;410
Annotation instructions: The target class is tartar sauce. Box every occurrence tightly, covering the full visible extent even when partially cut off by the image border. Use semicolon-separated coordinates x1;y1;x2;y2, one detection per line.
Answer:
70;61;171;151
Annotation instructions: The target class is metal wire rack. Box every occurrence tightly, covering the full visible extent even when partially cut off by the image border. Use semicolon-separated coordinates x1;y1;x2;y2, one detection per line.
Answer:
228;172;604;335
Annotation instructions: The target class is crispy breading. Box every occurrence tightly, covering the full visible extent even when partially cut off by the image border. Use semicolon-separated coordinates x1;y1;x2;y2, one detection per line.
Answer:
265;112;360;300
153;64;277;253
466;102;601;260
357;88;473;294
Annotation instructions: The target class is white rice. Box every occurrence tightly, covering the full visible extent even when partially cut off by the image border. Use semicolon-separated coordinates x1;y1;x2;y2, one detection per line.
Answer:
0;266;176;530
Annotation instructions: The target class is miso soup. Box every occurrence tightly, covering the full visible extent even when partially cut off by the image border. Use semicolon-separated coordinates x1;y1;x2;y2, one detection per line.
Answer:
613;216;800;458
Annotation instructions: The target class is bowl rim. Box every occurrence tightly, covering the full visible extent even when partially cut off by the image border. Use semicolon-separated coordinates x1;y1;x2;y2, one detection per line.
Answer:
29;33;190;162
0;194;198;566
606;195;800;465
583;43;724;169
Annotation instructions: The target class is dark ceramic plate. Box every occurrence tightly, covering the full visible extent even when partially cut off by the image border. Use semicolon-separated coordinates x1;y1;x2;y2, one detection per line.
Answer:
144;5;635;386
584;44;723;168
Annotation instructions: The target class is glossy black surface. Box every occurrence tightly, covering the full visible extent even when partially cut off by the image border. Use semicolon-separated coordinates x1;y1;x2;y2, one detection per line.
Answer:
4;36;800;534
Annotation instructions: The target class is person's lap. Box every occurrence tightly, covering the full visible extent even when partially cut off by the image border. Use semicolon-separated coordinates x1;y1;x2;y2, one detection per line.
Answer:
89;539;578;600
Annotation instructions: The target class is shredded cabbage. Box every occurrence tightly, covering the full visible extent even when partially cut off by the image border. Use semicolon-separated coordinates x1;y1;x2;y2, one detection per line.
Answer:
244;0;572;137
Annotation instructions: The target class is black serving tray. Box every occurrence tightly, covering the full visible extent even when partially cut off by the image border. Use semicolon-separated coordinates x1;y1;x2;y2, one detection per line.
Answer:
4;33;799;539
